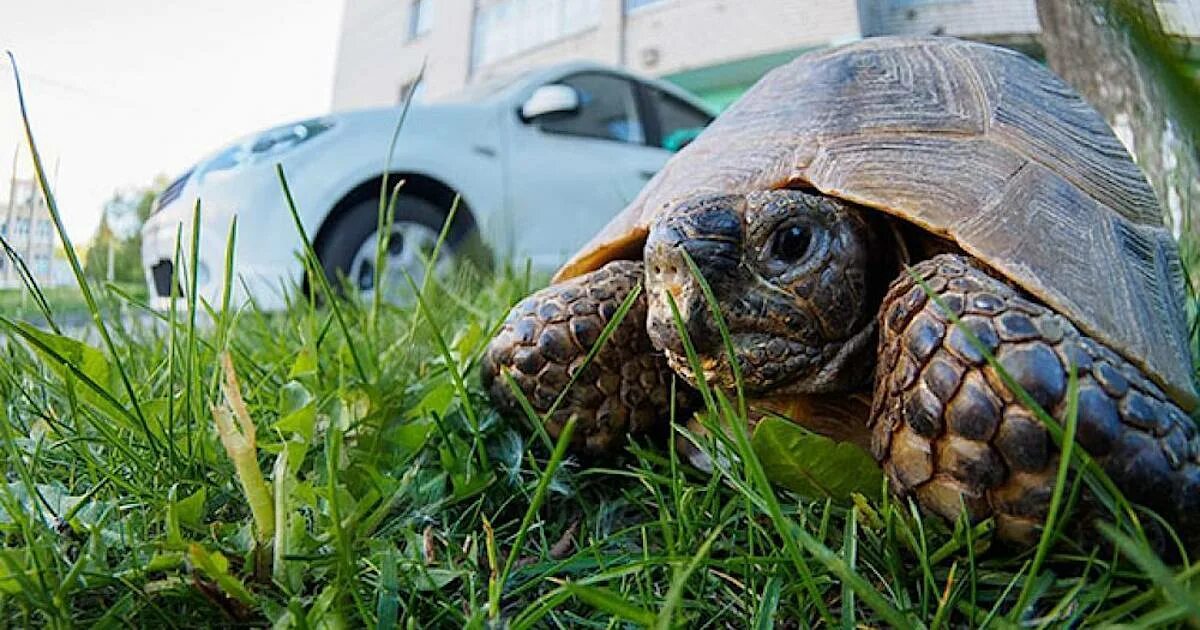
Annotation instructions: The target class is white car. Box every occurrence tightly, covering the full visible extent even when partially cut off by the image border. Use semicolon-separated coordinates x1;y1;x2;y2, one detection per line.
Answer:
141;62;714;310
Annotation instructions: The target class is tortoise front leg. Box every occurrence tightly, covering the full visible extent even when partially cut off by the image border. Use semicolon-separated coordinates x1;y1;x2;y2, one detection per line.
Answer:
482;260;678;455
872;254;1200;547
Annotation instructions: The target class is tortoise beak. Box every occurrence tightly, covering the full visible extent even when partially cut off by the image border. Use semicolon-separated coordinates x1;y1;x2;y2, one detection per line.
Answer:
644;196;745;355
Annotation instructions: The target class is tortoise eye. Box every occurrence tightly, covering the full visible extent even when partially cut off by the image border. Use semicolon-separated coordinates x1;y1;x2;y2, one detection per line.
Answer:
770;224;814;264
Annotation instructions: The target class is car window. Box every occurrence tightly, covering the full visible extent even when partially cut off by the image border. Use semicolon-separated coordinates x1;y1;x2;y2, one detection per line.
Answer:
537;73;645;144
647;88;712;152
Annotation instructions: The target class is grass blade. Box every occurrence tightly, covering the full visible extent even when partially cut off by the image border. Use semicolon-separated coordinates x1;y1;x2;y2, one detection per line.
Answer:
5;51;157;456
566;583;656;627
276;163;371;382
491;417;576;621
1099;522;1200;625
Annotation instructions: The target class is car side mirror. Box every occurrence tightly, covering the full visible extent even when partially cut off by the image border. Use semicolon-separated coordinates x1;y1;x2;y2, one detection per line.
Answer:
520;84;580;121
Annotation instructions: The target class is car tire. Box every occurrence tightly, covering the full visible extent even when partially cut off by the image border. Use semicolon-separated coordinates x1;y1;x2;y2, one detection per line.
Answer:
316;194;475;300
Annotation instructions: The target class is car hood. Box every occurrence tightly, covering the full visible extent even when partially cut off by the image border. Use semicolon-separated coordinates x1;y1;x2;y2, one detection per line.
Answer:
329;101;502;140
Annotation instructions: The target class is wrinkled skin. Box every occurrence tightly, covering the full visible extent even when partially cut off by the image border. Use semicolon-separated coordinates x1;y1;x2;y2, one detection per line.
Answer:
484;189;1200;549
643;191;885;396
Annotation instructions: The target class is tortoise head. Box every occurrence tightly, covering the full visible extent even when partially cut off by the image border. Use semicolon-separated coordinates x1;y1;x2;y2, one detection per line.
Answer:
644;189;893;395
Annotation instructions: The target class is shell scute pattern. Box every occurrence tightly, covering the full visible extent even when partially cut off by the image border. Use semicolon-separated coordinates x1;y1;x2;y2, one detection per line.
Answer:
874;255;1200;545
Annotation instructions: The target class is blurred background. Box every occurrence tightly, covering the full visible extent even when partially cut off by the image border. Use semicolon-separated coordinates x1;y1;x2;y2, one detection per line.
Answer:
0;0;1197;312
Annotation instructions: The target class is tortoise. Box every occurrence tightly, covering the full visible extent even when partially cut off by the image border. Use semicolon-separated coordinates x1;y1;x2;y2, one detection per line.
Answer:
481;36;1200;547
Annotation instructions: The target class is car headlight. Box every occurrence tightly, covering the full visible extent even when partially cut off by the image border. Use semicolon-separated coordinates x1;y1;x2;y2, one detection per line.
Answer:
199;117;335;178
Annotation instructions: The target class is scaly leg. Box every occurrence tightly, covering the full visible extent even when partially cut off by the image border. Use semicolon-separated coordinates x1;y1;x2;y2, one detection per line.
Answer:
483;260;680;454
873;254;1200;547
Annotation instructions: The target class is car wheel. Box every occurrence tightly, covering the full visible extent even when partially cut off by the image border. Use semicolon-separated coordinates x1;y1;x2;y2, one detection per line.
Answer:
317;195;467;302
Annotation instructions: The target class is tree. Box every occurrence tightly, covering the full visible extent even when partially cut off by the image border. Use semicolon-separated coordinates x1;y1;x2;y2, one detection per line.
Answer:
1037;0;1200;250
84;182;160;284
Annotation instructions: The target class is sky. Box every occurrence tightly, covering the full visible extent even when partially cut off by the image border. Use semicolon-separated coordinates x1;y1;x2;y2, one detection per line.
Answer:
0;0;345;242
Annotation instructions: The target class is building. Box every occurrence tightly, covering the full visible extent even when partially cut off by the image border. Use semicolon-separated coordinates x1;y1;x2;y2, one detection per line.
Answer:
331;0;1042;112
0;177;59;289
332;0;1200;113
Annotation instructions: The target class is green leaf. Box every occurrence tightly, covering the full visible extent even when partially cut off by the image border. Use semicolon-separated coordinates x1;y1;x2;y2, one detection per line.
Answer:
565;583;656;627
407;380;455;420
393;418;435;454
13;322;128;423
335;387;372;431
0;482;85;528
1099;523;1200;625
752;576;782;630
16;321;110;387
451;320;483;361
412;568;464;592
0;549;32;595
450;470;494;501
187;544;257;605
751;415;882;502
278;380;315;415
175;486;207;528
375;545;400;630
275;381;317;443
289;345;318;378
274;405;317;444
144;552;184;574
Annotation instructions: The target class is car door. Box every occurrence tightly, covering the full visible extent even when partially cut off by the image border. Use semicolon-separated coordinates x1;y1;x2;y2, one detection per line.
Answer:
505;72;670;269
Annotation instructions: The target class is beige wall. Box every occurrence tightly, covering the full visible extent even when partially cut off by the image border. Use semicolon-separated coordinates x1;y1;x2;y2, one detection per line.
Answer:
624;0;860;76
331;0;417;110
333;0;418;109
331;0;866;109
332;0;1198;111
331;0;475;109
473;27;615;85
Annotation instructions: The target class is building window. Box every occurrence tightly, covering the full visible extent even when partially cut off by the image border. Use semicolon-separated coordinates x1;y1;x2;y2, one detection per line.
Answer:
624;0;664;12
15;219;28;237
472;0;601;69
408;0;433;40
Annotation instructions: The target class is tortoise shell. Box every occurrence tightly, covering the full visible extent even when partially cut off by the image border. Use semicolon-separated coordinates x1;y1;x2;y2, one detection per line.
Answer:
554;36;1197;410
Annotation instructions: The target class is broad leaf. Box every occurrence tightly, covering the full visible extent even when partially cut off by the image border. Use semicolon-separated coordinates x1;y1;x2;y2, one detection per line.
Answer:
15;322;110;387
13;323;128;423
187;544;256;605
407;380;455;420
175;486;207;528
289;345;318;378
411;568;464;592
275;381;317;443
751;415;882;502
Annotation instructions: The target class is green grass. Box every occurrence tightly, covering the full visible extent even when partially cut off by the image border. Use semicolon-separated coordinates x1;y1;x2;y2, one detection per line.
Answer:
0;216;1196;628
3;52;1200;630
0;282;145;323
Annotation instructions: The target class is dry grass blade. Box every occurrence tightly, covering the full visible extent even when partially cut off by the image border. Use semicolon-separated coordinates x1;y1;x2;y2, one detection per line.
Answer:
211;351;274;544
